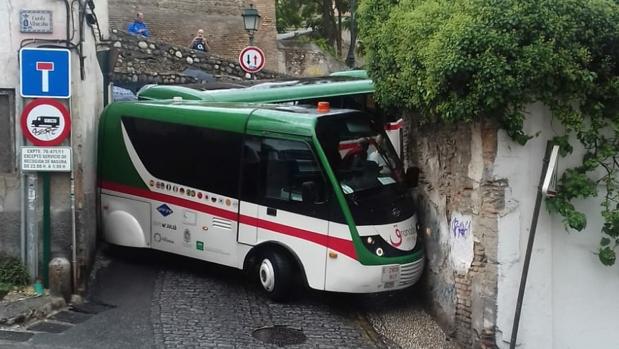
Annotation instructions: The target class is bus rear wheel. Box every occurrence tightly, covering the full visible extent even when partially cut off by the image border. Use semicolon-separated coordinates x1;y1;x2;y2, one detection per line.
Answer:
258;251;292;301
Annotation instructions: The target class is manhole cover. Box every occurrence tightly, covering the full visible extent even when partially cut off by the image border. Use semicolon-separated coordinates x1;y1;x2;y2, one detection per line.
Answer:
252;325;307;346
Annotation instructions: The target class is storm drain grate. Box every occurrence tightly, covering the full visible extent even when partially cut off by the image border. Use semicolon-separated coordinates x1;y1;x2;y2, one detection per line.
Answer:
0;330;34;342
252;325;307;347
27;321;72;333
49;310;93;324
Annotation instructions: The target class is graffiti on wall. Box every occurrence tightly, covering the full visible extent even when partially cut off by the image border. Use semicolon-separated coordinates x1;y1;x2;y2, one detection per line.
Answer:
449;213;474;272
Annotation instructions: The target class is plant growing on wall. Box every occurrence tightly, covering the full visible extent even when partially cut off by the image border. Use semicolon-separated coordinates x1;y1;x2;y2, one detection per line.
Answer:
358;0;619;265
0;254;30;299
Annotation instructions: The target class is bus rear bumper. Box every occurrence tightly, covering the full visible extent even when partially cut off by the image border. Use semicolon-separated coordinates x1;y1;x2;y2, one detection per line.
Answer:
323;255;425;293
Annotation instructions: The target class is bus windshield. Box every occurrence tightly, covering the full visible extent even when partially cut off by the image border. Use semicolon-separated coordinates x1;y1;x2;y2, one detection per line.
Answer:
316;113;414;225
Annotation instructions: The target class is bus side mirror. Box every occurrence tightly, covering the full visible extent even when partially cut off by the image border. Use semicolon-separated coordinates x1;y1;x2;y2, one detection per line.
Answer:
406;167;420;188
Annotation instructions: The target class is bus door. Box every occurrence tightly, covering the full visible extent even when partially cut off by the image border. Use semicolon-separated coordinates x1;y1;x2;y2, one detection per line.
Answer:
239;136;330;290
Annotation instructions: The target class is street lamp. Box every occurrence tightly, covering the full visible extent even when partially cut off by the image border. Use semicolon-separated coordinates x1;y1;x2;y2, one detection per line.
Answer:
242;4;261;46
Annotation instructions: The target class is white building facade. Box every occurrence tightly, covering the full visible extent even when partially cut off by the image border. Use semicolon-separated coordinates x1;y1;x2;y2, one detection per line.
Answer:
495;104;619;349
0;0;109;290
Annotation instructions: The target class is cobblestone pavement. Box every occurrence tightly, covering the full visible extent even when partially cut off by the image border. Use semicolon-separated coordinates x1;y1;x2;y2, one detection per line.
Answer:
1;248;455;349
151;260;382;349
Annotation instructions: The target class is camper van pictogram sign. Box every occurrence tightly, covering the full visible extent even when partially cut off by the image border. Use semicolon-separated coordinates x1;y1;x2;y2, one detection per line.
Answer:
21;99;71;146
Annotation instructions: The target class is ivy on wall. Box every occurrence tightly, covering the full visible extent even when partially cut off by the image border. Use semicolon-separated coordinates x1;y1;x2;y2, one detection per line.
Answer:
358;0;619;265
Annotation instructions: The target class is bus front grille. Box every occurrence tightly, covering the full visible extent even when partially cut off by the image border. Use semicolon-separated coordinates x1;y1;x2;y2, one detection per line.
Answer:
398;258;424;287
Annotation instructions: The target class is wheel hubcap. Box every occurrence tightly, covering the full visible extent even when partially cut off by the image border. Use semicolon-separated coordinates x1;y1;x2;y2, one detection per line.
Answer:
259;259;275;292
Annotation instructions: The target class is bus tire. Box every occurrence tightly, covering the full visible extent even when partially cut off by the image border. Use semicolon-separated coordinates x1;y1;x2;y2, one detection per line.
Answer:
258;250;292;301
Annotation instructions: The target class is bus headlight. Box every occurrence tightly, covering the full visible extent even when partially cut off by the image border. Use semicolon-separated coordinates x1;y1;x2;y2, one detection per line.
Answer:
361;233;418;257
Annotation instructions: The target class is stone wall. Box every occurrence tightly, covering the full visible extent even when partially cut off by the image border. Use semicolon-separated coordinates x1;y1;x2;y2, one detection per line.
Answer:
111;30;283;87
277;36;348;76
107;0;279;72
406;117;502;348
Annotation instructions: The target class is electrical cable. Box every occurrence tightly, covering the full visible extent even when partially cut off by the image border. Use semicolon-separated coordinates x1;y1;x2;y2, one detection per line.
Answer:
20;38;79;50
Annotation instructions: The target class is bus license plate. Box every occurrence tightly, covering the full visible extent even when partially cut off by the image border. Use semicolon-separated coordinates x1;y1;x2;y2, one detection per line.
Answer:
382;265;400;282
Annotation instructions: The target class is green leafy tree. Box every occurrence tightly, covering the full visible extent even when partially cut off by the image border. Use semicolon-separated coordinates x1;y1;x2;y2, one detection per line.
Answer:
358;0;619;265
276;0;305;33
276;0;356;57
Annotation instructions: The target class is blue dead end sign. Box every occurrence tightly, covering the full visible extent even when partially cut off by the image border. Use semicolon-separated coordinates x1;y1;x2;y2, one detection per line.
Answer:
20;48;71;99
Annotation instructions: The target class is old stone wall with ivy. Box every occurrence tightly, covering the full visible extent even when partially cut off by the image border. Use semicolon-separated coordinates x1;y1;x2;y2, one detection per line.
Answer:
359;1;618;346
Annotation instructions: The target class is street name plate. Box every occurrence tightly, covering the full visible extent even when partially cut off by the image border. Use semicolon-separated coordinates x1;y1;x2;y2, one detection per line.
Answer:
21;146;71;172
20;10;53;33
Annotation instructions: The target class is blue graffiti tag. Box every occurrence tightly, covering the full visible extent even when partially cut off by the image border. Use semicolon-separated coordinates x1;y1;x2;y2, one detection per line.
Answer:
451;216;471;239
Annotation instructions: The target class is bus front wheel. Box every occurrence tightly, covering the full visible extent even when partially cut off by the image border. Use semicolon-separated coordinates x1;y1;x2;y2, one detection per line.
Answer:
258;251;292;301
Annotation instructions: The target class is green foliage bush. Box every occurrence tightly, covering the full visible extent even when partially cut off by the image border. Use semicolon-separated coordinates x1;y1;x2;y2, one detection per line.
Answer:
0;282;11;300
0;254;30;287
358;0;619;265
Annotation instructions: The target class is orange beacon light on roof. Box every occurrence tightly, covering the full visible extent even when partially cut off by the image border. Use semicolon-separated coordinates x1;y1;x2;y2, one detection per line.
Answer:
317;101;330;113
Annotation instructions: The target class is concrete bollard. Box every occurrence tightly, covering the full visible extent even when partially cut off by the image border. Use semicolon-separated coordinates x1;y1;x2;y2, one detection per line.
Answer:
48;257;72;302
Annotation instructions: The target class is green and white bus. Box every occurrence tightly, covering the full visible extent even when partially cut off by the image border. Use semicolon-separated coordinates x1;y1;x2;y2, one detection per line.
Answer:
98;99;423;300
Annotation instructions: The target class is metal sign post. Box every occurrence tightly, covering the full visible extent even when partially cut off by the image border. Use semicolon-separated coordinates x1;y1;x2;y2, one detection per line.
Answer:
19;41;74;289
20;98;72;287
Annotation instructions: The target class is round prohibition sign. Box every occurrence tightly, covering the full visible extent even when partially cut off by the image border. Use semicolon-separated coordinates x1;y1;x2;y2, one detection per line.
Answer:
21;98;71;146
239;46;266;73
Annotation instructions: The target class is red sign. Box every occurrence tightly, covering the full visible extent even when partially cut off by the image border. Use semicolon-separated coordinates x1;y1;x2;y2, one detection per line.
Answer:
239;46;266;73
21;98;71;146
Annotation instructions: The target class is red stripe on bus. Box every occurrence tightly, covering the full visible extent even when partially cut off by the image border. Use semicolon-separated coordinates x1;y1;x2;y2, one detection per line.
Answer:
100;181;357;260
239;215;356;260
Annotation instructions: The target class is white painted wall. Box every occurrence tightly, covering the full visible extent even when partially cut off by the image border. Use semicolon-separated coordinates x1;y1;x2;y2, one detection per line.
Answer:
495;103;619;348
0;0;109;271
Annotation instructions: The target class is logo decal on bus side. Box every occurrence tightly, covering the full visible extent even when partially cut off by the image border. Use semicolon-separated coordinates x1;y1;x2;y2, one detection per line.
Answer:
157;204;173;217
390;228;403;247
389;226;415;248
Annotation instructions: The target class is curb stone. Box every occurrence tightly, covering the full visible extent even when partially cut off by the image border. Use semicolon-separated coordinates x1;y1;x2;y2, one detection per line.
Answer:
0;296;66;327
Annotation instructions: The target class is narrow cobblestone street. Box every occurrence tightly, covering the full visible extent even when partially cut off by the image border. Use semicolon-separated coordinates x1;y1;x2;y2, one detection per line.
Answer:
0;246;395;348
150;255;382;348
1;244;459;349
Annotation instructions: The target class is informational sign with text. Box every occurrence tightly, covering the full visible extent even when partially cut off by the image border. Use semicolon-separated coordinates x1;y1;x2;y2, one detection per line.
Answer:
21;147;72;172
20;10;53;33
